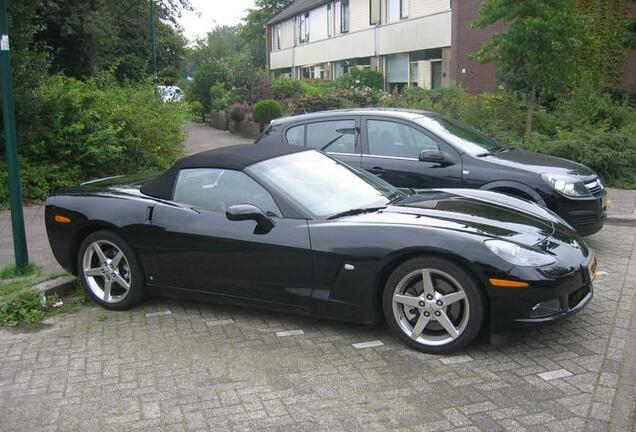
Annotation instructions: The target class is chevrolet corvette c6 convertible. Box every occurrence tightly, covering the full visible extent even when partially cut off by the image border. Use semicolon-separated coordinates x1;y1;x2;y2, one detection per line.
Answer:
45;145;595;353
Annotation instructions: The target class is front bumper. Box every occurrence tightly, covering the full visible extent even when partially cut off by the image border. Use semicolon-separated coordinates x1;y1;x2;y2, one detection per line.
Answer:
551;192;607;237
489;254;595;336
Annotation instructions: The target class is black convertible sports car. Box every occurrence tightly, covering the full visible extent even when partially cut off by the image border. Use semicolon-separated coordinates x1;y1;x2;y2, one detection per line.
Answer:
45;145;596;353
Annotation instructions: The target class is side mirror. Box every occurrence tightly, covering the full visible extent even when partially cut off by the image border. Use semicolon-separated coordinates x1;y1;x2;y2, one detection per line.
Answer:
418;149;452;165
226;204;275;234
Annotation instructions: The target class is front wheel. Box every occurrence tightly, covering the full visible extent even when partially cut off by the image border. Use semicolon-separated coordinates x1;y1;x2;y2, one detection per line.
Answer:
383;256;485;354
77;230;146;310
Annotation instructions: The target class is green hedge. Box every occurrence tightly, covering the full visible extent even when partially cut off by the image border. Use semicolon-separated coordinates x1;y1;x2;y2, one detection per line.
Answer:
0;75;186;204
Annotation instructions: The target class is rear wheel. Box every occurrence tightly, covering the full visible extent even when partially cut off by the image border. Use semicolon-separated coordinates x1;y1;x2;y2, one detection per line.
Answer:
77;230;146;310
383;256;485;353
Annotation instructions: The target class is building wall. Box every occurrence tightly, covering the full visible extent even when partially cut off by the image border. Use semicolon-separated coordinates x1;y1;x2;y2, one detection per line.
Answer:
350;0;371;32
279;19;295;50
378;10;451;56
410;0;450;19
449;0;502;94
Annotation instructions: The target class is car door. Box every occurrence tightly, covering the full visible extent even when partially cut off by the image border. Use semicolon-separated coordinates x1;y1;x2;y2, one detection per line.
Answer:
360;116;462;189
283;117;362;168
149;167;313;308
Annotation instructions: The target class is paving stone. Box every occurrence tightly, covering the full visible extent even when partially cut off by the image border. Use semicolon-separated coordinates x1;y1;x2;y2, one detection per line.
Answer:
0;225;634;431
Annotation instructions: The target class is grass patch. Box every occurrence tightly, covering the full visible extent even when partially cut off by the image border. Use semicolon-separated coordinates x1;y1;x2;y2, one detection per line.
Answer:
0;263;40;280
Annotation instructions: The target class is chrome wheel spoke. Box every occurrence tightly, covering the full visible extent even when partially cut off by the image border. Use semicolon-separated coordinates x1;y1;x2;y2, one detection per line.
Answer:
84;267;103;277
112;273;130;291
393;293;422;308
111;251;124;268
410;314;431;339
436;311;460;339
103;279;112;302
92;243;108;265
421;270;435;298
438;291;466;306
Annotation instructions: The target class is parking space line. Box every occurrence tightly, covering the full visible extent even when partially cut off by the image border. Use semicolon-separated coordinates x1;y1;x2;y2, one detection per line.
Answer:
439;355;473;365
275;329;304;337
352;340;384;349
537;369;573;381
206;319;234;326
145;310;172;317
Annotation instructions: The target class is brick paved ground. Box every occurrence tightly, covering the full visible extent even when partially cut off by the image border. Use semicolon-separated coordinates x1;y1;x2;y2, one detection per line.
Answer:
1;225;635;432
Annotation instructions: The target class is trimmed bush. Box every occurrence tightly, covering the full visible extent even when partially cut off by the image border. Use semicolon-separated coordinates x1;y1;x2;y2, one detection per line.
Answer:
272;76;306;99
252;99;283;126
334;68;384;90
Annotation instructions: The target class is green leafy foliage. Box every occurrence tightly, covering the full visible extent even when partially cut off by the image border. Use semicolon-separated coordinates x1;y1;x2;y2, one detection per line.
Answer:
0;289;45;327
272;77;308;99
333;68;385;90
188;63;228;113
0;75;186;203
252;100;283;126
210;83;230;112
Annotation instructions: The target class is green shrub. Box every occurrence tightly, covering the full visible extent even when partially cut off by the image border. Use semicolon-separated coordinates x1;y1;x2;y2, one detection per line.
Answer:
272;76;307;99
0;289;45;327
0;74;186;203
252;99;283;126
334;68;384;90
210;83;230;112
189;63;228;112
190;101;204;121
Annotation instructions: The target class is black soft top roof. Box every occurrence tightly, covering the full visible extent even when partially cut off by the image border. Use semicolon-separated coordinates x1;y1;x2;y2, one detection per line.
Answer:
141;144;309;199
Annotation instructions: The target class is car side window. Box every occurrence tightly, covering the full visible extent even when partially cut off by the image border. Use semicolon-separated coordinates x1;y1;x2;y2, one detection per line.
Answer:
306;120;357;153
285;125;305;146
173;168;281;216
367;120;439;158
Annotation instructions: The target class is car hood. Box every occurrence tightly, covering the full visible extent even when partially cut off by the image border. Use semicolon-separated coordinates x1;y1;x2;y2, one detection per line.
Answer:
339;189;566;246
478;148;596;178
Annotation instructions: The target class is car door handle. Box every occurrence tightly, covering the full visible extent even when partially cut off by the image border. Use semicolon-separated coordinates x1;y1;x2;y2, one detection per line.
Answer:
369;166;386;175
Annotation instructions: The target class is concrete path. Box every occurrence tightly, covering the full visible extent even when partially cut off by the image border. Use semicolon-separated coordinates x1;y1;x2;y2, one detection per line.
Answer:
0;123;251;275
0;123;634;275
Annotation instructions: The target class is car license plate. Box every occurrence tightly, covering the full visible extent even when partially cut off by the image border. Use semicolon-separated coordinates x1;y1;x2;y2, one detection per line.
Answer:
602;195;608;211
588;256;597;282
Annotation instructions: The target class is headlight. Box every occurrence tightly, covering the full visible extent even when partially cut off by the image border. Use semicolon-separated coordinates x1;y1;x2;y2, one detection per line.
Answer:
485;239;556;267
542;174;591;198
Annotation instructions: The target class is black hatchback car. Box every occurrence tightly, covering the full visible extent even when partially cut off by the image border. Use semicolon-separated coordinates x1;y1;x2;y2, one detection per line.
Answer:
257;109;608;236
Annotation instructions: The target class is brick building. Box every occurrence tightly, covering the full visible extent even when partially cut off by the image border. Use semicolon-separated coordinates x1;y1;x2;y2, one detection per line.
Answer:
265;0;636;94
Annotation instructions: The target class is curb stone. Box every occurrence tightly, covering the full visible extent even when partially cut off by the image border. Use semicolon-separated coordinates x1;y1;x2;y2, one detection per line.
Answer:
34;275;77;297
605;216;636;227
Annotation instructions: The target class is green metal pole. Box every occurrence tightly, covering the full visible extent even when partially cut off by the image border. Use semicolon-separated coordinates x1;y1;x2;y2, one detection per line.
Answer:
150;0;157;76
0;0;28;268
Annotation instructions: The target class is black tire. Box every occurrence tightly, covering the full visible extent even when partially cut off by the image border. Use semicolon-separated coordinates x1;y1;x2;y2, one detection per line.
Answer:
77;230;147;310
382;256;485;354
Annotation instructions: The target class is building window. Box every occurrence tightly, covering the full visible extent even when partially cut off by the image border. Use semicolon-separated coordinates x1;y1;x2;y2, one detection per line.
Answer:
341;0;349;33
327;3;333;37
386;53;409;84
387;0;408;22
431;61;442;89
409;62;418;86
370;0;380;25
297;13;309;44
273;24;281;50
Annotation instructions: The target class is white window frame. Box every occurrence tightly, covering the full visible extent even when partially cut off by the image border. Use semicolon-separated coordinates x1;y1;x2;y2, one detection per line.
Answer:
297;12;310;44
340;0;349;33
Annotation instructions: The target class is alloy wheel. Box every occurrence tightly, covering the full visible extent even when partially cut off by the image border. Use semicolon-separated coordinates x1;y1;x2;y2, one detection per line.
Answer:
82;240;132;304
391;268;470;346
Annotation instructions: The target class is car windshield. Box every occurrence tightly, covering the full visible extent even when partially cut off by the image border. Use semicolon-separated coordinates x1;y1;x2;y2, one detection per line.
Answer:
414;115;504;155
250;150;402;218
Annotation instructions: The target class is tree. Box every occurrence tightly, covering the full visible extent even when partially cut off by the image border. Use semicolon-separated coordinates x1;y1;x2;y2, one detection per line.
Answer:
35;0;190;82
189;63;228;113
186;26;240;75
238;0;294;66
473;0;588;140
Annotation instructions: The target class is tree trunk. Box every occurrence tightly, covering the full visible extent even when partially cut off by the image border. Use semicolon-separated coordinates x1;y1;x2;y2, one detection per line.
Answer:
525;84;536;142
